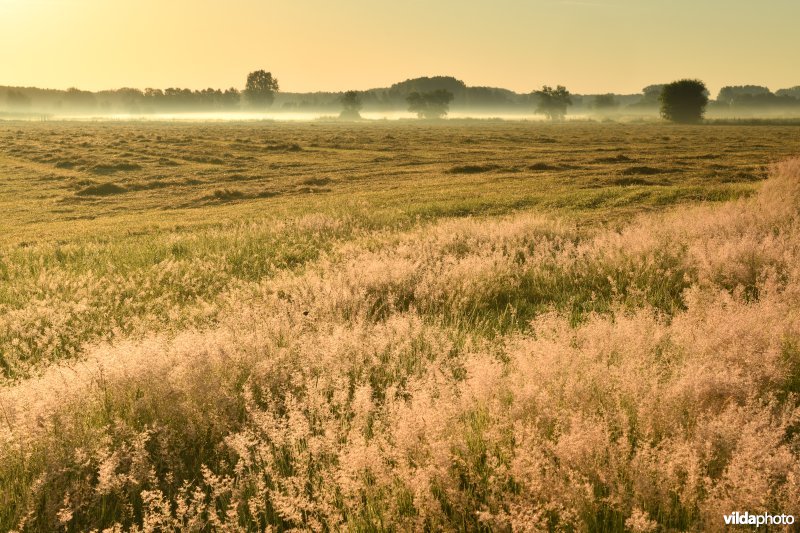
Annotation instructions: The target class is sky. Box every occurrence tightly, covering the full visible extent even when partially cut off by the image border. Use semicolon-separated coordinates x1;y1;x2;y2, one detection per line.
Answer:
0;0;798;96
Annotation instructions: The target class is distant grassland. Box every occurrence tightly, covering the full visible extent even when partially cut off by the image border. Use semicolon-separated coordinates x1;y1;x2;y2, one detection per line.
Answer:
2;121;797;242
1;121;800;531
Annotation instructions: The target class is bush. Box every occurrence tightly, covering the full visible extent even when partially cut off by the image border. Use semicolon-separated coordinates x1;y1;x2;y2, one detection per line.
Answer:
660;79;709;123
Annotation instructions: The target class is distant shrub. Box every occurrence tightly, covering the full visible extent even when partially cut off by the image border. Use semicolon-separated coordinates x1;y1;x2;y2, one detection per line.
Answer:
660;79;709;123
532;85;573;121
339;90;363;120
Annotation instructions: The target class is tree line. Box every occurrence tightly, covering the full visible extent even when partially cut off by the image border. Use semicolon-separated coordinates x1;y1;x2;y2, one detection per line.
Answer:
0;70;280;114
2;69;799;123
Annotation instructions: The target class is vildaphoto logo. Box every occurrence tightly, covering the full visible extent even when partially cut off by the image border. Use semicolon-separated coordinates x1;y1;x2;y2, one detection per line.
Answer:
723;512;795;527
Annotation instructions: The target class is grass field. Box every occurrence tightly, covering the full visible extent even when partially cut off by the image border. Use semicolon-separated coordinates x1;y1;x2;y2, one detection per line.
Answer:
1;121;800;531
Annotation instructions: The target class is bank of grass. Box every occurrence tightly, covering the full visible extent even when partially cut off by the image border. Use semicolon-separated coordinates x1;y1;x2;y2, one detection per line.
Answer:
0;180;717;378
2;122;800;530
1;156;800;530
0;204;691;378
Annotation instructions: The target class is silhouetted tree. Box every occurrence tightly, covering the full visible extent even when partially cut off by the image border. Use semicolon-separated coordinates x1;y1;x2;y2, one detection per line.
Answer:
406;90;454;119
144;88;164;99
339;90;363;119
244;70;279;108
392;76;466;95
592;94;618;110
640;84;666;106
716;85;771;106
222;88;241;109
726;92;800;110
659;79;709;123
532;85;572;121
775;86;800;99
462;86;514;107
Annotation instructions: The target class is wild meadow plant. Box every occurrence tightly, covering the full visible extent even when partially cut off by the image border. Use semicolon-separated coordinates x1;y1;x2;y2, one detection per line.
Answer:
1;160;799;531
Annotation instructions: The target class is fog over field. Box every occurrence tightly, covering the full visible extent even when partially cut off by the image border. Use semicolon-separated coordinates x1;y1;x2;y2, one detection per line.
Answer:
3;76;800;123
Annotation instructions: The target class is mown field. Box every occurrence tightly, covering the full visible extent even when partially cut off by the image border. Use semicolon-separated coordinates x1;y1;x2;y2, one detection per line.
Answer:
1;121;799;532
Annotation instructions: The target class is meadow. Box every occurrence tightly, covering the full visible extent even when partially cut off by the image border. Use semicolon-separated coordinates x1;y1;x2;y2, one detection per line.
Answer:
1;120;799;531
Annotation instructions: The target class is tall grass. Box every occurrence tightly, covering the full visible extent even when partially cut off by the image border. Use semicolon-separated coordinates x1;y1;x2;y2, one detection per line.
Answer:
2;160;800;531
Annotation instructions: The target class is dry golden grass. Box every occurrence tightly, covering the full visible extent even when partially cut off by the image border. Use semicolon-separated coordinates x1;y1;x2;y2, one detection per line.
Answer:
1;121;799;531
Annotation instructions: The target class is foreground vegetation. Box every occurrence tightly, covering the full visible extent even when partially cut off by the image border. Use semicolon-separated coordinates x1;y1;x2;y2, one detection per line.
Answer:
1;122;799;531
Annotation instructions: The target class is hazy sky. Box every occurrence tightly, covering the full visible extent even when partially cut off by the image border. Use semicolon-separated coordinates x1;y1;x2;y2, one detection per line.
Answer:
0;0;798;95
